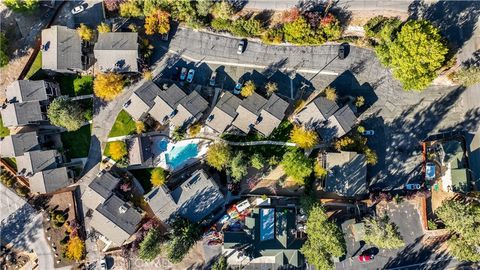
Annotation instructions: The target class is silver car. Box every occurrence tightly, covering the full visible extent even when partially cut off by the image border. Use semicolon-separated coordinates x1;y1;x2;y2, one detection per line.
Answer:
237;40;245;54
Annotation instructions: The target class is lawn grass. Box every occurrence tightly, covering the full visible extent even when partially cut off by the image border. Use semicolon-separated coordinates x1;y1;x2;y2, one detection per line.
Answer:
0;114;10;138
108;110;136;138
24;51;42;79
57;75;94;97
61;124;91;159
129;169;153;193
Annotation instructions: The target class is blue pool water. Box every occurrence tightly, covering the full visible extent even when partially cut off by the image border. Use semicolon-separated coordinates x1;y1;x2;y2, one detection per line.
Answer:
165;143;199;169
151;138;168;154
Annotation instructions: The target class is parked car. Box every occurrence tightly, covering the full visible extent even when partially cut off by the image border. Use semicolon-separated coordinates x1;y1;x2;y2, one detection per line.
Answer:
405;183;422;190
362;130;375;136
186;69;195;83
100;258;107;270
179;67;188;81
338;43;347;59
71;5;85;14
358;254;374;262
123;99;132;108
233;81;243;95
160;33;169;41
237;40;245;54
209;72;217;86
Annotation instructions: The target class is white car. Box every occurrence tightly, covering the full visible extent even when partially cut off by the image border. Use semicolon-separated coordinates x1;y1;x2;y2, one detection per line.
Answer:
71;5;84;14
237;40;245;54
362;130;375;136
405;183;421;190
100;258;107;270
186;69;195;83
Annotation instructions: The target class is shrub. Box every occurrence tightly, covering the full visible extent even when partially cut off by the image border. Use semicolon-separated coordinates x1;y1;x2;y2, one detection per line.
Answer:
139;228;165;261
119;0;143;18
104;0;125;12
0;33;9;67
265;81;278;96
313;162;327;179
240;80;256;97
452;67;480;87
15;186;29;197
97;22;111;33
250;153;265;170
364;147;378;165
171;126;186;141
150;167;166;187
231;18;262;37
355;96;365;107
261;27;284;44
135;121;145;134
280;7;300;23
77;24;93;41
65;236;85;260
3;0;38;12
212;0;233;20
230;152;248;182
211;18;231;31
324;86;337;102
188;122;202;137
427;220;438;230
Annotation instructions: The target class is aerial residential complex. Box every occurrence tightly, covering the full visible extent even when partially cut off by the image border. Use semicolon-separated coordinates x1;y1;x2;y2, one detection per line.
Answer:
0;1;479;270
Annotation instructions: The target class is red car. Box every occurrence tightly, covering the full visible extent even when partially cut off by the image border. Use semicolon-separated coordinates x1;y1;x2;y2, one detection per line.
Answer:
358;254;374;262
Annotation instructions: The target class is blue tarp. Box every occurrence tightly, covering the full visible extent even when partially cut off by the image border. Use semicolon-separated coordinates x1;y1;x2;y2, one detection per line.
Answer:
260;208;275;241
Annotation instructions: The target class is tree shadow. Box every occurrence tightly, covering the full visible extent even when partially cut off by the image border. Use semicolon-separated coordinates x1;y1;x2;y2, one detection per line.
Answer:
408;0;480;54
462;49;480;68
254;10;275;28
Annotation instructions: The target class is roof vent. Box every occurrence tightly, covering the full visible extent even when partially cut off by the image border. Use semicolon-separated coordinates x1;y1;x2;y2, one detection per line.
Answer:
119;205;128;214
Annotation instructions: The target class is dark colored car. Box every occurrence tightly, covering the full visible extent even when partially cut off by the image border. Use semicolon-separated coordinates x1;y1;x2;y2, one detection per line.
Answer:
338;44;346;59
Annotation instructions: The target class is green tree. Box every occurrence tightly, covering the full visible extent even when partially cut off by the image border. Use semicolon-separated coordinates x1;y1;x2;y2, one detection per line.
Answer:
261;27;284;44
47;97;86;131
355;96;365;107
230;152;248;182
170;0;196;22
211;255;228;270
283;17;323;45
436;200;480;262
363;216;405;249
379;20;448;90
206;143;231;170
281;149;313;185
0;33;9;67
143;0;168;16
364;16;401;40
196;0;213;17
139;228;165;261
211;18;231;31
250;153;265;170
212;0;233;20
300;205;345;269
119;0;143;18
231;18;262;37
167;218;201;263
452;67;480;87
150;167;166;186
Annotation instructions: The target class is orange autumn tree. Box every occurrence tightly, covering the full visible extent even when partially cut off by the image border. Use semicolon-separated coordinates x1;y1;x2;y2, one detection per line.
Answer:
65;236;85;260
93;72;125;101
145;9;170;35
108;141;128;161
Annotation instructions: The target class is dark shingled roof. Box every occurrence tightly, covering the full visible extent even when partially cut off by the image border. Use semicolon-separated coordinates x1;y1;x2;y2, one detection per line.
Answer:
262;94;289;120
88;172;121;199
205;92;241;133
241;92;268;115
145;169;225;223
6;80;49;103
313;96;339;119
1;102;45;127
41;26;83;71
94;32;139;72
223;207;305;267
178;91;209;116
157;84;187;108
29;167;72;194
217;92;241;118
16;150;58;175
0;132;40;157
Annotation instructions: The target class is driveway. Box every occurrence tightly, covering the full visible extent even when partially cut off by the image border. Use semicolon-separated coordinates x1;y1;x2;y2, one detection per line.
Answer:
0;185;66;270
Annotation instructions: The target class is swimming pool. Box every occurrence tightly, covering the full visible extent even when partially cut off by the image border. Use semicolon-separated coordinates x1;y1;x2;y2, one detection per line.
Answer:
164;143;199;169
